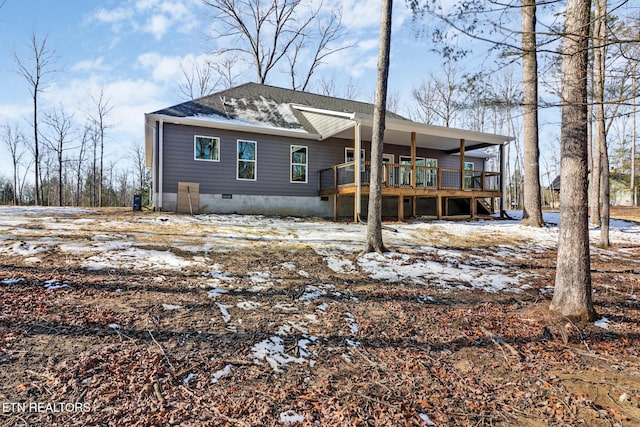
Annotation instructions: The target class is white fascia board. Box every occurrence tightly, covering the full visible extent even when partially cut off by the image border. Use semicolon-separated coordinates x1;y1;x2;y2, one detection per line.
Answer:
291;104;356;119
145;113;323;141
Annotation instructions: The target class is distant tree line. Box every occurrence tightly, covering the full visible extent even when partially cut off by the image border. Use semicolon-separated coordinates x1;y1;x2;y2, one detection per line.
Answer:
1;33;150;209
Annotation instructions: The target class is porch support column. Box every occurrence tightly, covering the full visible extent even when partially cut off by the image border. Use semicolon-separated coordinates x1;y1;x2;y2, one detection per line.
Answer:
411;132;417;189
398;195;404;221
158;119;164;210
470;197;477;219
354;123;361;223
333;195;338;221
411;131;417;217
499;143;506;218
436;195;442;219
459;138;466;190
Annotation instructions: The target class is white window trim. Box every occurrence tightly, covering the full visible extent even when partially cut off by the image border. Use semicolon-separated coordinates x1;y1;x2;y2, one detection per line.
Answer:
194;135;220;162
290;145;308;184
236;139;257;181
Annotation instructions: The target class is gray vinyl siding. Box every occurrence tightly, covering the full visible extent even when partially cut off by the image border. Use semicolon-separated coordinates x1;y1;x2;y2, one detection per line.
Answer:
160;123;485;197
162;123;342;197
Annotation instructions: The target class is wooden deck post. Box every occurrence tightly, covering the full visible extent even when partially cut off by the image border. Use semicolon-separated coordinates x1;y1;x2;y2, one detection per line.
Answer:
460;139;466;190
411;131;417;189
470;197;476;219
499;143;506;218
398;195;404;221
354;123;362;222
353;196;358;223
333;195;338;221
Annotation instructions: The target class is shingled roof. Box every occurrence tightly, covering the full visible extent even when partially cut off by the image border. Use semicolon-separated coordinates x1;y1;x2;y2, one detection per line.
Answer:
152;82;409;134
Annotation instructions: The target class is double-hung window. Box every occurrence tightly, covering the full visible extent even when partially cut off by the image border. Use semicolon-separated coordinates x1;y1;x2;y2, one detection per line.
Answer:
237;140;257;180
194;136;220;161
290;145;308;183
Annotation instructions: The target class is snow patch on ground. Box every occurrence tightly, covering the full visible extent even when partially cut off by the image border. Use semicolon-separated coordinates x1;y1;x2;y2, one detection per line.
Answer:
82;248;196;271
250;336;308;372
357;251;522;292
279;409;305;425
211;364;233;384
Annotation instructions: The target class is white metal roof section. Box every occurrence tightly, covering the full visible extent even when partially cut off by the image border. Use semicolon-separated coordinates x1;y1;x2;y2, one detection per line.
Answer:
293;105;357;139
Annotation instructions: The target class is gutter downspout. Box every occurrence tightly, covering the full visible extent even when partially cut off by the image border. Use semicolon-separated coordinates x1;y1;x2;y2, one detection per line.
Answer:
158;119;164;210
151;124;157;209
355;122;362;221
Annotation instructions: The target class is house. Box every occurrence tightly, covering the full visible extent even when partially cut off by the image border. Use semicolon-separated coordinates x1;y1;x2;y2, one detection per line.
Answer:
144;83;514;220
547;174;637;208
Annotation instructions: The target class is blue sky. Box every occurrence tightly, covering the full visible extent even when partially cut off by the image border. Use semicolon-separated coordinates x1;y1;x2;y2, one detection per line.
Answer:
0;0;533;184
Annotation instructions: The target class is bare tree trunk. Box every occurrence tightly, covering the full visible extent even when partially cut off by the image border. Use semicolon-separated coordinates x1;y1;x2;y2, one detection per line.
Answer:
14;34;55;206
520;0;544;227
1;125;25;206
363;0;392;255
594;0;610;246
633;74;637;206
90;87;112;208
589;81;602;226
551;0;597;321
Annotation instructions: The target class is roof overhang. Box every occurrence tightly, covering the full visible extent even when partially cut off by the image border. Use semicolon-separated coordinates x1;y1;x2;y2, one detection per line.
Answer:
144;107;515;167
293;105;514;152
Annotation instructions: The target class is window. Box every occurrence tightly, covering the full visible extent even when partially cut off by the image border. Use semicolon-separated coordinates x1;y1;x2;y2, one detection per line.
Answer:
425;158;437;187
399;156;426;186
237;140;257;180
194;136;220;161
345;147;365;163
291;145;308;183
464;161;474;188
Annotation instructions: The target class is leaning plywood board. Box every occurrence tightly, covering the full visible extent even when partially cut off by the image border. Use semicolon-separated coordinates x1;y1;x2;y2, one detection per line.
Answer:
177;182;199;214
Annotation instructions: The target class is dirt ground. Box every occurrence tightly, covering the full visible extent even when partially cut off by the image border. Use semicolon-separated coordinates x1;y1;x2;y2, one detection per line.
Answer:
1;208;639;426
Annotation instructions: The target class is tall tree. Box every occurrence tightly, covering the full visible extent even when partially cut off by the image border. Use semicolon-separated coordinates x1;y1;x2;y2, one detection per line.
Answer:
286;6;349;91
362;0;393;255
550;0;597;321
410;61;466;127
89;87;113;207
177;57;221;100
409;0;546;222
202;0;348;88
43;106;74;207
520;0;544;227
14;33;56;205
74;125;91;207
593;0;610;245
1;124;26;205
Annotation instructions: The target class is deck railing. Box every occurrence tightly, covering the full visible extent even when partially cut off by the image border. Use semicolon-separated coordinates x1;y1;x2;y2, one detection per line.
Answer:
319;161;501;192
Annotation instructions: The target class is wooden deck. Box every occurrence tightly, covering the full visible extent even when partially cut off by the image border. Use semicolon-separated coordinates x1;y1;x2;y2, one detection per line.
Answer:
318;161;502;221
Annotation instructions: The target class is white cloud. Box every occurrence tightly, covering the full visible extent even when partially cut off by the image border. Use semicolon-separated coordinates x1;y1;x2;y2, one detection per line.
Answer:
88;0;200;41
0;104;32;124
357;38;379;51
137;52;183;83
146;14;171;39
71;57;109;73
136;0;160;12
136;51;221;85
92;7;134;24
